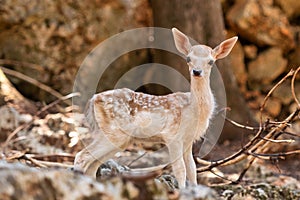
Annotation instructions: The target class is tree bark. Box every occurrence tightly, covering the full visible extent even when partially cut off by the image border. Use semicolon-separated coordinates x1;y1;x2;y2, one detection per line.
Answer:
150;0;256;147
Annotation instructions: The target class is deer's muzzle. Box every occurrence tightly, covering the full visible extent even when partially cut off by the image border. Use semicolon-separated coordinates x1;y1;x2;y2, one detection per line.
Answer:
192;69;203;77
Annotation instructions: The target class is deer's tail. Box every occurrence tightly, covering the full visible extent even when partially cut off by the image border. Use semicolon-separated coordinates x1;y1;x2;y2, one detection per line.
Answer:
84;96;97;132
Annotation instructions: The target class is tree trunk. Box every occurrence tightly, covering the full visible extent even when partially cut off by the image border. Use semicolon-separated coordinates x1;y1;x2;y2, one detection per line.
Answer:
150;0;256;154
0;68;36;114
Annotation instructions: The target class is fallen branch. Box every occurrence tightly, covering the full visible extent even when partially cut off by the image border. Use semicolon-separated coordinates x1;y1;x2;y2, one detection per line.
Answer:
23;154;73;168
0;59;46;72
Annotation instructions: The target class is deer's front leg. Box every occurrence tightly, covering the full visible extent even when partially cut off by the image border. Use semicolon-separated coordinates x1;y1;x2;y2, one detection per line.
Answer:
183;144;197;185
168;142;186;188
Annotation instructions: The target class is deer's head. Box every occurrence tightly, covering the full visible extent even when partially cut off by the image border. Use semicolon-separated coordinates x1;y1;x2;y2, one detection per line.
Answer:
172;28;238;78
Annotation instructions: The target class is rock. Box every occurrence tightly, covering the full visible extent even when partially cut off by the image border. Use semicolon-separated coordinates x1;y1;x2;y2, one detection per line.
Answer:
244;45;258;59
227;0;295;51
46;113;75;133
97;159;128;179
255;96;282;117
0;162;111;199
180;184;219;200
0;106;19;131
287;103;300;130
275;0;300;19
0;105;19;142
289;103;300;114
263;97;282;117
0;162;147;200
254;111;270;124
288;46;300;70
0;105;33;142
0;162;221;199
273;80;300;105
14;112;86;154
229;39;247;90
248;48;287;84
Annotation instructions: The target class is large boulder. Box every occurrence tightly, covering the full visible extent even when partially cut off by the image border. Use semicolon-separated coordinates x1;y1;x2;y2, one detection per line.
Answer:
248;47;287;84
0;0;152;101
227;0;295;52
0;162;220;200
275;0;300;19
0;162;135;199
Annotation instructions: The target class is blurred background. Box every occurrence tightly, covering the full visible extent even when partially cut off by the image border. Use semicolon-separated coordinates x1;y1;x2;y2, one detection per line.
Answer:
0;1;300;198
1;0;299;138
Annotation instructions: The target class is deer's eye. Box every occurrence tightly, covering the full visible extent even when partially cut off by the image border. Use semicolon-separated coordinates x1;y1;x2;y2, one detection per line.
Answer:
186;56;191;63
208;60;214;65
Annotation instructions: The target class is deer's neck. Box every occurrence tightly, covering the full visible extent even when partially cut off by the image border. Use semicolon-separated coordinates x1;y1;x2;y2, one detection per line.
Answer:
189;75;215;141
190;76;213;111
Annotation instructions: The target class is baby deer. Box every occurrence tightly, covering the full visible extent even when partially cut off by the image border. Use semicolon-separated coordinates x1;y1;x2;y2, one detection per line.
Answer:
74;28;237;188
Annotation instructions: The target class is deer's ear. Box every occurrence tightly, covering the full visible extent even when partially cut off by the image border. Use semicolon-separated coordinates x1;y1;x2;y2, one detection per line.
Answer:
212;36;238;60
172;28;192;56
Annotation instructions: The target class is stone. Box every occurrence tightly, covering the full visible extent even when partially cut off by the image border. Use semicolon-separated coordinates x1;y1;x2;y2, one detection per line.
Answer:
0;162;133;199
244;45;258;59
286;115;300;134
0;106;19;131
272;80;300;105
0;105;32;142
288;46;300;71
180;184;219;200
14;112;85;154
227;0;295;51
248;48;287;84
0;162;221;199
289;102;300;114
263;97;282;117
275;0;300;18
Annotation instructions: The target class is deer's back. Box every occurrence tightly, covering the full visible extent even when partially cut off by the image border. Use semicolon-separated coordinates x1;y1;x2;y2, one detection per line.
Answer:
89;88;191;141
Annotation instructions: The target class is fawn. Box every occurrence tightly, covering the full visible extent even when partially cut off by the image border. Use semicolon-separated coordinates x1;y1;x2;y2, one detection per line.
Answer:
74;28;238;188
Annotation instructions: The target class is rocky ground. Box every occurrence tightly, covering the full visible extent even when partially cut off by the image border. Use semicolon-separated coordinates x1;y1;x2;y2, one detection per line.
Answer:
0;101;299;199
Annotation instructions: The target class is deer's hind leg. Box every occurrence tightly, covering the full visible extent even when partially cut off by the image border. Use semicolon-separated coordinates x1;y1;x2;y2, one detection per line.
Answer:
74;131;124;177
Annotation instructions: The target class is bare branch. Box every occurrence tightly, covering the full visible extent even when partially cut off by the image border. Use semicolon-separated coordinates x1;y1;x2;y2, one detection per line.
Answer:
259;137;295;144
291;66;300;109
249;150;300;158
225;117;259;131
0;59;45;72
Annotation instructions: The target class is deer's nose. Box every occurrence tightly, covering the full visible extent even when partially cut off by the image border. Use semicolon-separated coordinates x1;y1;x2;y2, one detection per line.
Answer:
192;69;202;77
